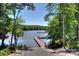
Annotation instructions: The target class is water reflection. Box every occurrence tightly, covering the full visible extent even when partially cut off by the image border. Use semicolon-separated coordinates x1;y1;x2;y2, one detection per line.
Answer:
0;30;47;47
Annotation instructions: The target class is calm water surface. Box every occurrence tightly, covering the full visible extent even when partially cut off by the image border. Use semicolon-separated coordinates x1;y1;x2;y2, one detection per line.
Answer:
0;30;47;47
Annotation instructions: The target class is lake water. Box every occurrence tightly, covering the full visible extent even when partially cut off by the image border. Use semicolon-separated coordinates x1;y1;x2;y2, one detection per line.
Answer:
0;30;47;47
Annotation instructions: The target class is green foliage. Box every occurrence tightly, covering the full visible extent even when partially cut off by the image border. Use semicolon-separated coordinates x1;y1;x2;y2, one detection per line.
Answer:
22;25;47;31
10;3;36;45
15;17;24;37
0;46;15;56
45;3;79;48
47;16;63;47
0;3;36;46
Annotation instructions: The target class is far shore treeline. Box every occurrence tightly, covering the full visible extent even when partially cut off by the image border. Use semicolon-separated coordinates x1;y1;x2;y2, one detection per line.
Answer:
22;25;47;31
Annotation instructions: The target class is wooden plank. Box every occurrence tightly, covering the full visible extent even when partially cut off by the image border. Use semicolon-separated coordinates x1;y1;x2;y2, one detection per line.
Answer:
34;37;45;48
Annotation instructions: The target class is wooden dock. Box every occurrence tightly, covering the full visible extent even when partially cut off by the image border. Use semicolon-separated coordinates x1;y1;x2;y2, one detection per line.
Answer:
33;37;45;48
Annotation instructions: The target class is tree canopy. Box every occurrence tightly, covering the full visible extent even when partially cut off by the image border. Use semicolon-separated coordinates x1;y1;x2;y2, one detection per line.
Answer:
45;3;79;49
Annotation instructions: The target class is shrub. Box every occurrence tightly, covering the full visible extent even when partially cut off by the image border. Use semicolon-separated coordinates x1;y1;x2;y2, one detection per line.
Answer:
0;46;16;56
8;46;16;51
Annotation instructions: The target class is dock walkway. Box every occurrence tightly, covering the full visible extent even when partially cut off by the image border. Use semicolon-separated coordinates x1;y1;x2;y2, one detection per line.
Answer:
33;37;46;48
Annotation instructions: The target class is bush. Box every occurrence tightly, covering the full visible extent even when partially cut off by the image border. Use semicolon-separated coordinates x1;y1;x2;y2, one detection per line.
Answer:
16;45;22;49
8;46;16;51
0;48;10;56
0;46;16;56
16;45;28;50
0;45;29;56
48;38;63;49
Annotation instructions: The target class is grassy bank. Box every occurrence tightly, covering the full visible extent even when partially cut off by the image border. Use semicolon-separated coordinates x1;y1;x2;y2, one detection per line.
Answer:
0;45;30;56
0;46;16;56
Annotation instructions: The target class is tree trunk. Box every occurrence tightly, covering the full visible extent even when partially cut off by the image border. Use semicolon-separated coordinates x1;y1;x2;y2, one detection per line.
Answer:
10;30;14;45
60;4;70;52
75;4;79;47
14;29;17;46
13;6;17;46
1;38;5;46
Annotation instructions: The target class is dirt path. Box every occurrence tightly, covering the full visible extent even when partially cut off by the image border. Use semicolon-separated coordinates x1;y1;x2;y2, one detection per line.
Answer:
9;48;78;56
9;48;50;56
45;48;76;56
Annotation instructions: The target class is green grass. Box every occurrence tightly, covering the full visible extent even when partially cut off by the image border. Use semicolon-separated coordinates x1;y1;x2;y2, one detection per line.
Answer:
0;45;29;56
0;46;16;56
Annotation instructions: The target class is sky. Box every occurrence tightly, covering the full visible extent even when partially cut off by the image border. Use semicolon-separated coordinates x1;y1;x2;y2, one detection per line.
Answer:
19;3;48;26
